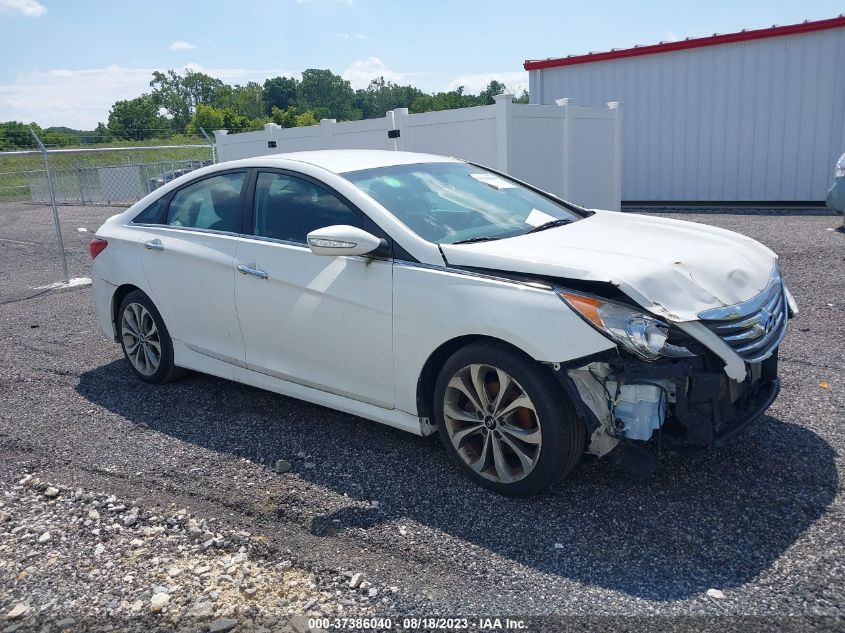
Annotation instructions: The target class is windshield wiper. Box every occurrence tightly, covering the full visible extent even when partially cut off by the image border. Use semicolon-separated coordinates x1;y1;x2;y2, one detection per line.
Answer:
525;218;574;234
451;236;502;245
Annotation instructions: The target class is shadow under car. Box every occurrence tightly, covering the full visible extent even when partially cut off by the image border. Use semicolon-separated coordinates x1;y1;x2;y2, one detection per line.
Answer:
76;360;838;602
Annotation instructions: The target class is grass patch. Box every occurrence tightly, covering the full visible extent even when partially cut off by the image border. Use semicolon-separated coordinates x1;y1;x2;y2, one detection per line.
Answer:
0;140;214;203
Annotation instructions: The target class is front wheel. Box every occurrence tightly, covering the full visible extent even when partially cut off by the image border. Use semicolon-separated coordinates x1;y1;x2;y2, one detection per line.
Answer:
118;290;185;384
433;342;584;496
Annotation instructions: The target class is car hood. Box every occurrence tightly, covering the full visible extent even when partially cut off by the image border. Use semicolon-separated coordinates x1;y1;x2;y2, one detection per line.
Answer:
439;210;778;322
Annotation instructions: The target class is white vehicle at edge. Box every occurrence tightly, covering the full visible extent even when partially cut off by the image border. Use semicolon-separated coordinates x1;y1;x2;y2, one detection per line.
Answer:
90;150;797;496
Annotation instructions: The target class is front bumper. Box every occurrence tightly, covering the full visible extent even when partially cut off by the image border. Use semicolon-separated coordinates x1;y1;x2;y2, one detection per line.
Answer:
668;351;779;449
561;350;781;453
712;377;779;447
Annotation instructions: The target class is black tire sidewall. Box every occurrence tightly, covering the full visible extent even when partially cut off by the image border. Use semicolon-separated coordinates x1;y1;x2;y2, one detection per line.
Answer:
433;342;582;497
118;290;178;384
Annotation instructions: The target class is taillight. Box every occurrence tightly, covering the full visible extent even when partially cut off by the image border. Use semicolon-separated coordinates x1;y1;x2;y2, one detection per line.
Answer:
89;238;108;259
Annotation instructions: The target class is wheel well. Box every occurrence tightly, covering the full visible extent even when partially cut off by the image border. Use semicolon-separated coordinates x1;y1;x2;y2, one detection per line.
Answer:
110;284;143;342
415;335;540;421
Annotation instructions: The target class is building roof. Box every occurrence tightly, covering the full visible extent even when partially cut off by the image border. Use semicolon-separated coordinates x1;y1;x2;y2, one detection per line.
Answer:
524;15;845;71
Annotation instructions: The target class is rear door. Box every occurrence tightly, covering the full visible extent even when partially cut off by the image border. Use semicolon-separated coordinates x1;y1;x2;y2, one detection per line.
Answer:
134;170;249;368
233;169;395;408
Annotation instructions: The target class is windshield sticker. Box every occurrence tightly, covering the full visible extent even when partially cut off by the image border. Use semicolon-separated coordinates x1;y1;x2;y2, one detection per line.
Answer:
525;208;557;227
469;173;517;189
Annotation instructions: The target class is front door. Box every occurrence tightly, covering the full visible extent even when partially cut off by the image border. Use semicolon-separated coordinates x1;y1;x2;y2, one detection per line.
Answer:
233;170;394;408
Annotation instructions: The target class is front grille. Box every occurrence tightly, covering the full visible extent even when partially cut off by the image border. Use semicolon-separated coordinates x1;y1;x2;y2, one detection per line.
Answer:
699;273;788;363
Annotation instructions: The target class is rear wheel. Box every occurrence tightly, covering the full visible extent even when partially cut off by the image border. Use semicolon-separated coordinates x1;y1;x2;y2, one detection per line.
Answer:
118;290;185;384
433;341;583;496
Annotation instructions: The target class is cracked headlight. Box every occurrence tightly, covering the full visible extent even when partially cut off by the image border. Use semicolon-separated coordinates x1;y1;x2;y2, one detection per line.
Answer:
557;290;695;360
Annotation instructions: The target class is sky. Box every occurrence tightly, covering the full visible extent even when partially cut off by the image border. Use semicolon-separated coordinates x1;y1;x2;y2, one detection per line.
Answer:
0;0;842;129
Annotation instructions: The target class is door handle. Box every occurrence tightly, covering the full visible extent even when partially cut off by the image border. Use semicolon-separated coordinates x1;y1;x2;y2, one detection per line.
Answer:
237;263;269;279
143;239;164;251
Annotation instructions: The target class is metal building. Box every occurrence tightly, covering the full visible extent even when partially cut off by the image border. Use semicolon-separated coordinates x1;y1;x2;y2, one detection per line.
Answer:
525;16;845;204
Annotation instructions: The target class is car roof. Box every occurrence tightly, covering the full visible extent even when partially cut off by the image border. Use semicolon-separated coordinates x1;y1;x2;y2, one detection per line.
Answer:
239;150;462;174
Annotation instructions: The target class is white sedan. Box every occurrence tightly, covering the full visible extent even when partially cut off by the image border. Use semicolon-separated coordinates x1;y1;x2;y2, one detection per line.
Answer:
90;150;795;495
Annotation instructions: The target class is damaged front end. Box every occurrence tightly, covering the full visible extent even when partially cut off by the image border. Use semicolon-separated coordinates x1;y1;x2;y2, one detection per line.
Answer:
562;352;780;457
553;278;788;473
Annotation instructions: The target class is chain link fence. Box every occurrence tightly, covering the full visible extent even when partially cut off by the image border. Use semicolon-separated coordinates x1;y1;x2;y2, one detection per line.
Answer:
0;130;215;301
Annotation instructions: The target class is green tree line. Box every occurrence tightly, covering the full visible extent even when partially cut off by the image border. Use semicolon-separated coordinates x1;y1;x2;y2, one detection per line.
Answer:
0;68;527;150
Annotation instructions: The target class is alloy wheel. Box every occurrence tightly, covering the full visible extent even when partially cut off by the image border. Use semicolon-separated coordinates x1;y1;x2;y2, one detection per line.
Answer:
443;363;542;484
121;302;161;376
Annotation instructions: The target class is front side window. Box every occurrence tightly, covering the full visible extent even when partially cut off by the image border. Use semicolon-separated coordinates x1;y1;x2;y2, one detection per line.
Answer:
343;162;584;244
166;172;246;232
252;171;373;243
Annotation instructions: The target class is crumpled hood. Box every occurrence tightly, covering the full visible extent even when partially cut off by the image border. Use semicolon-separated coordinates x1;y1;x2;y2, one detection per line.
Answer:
440;210;777;322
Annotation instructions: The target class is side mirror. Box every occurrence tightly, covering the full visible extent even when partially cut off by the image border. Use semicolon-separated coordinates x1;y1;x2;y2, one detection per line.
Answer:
306;225;382;257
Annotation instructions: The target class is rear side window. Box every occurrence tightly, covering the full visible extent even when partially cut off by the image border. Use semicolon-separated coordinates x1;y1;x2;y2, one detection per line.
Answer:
166;172;246;232
132;197;167;224
252;171;376;243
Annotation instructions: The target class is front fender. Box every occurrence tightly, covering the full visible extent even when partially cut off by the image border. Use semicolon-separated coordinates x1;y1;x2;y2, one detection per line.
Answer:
393;263;615;415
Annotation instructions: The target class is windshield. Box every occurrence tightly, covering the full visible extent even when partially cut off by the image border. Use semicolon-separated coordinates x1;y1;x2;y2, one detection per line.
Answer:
343;162;584;244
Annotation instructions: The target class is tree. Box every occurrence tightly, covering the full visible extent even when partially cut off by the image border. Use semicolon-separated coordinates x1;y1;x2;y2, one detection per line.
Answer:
409;94;437;114
107;95;169;140
294;110;319;127
188;104;225;134
478;80;507;105
8;67;533;146
221;109;251;132
0;121;38;150
40;128;79;147
271;105;298;128
214;82;265;120
297;69;354;121
353;77;424;119
93;122;112;143
410;87;479;114
264;76;299;114
248;116;273;131
150;69;224;132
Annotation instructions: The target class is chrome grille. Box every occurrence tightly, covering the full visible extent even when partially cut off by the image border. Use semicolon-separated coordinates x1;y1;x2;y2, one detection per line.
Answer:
699;271;788;363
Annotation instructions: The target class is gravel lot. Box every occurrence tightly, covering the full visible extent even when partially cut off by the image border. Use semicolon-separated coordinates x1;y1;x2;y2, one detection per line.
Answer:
0;203;843;631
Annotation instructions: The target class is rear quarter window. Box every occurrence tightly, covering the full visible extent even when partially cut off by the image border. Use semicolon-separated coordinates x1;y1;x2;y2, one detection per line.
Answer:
131;197;167;224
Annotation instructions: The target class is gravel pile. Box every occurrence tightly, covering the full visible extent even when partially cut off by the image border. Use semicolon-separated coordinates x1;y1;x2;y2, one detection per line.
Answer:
0;473;380;632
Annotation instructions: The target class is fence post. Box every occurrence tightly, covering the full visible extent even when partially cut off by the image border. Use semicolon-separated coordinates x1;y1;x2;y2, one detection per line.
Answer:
75;158;86;206
321;118;337;149
555;98;573;201
30;128;69;283
385;111;397;151
392;108;409;151
494;94;514;172
607;101;623;211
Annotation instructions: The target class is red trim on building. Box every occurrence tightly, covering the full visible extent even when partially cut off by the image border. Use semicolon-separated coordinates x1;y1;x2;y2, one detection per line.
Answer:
524;15;845;71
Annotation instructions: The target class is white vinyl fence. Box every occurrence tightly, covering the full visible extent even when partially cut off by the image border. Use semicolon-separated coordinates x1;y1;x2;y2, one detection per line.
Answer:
215;95;622;211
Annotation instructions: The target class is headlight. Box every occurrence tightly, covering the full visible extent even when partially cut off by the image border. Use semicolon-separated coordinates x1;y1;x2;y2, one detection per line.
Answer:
836;153;845;179
557;290;695;360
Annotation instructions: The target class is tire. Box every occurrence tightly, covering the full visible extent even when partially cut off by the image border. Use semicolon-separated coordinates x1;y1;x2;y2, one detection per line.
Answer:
117;290;186;384
433;341;584;496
